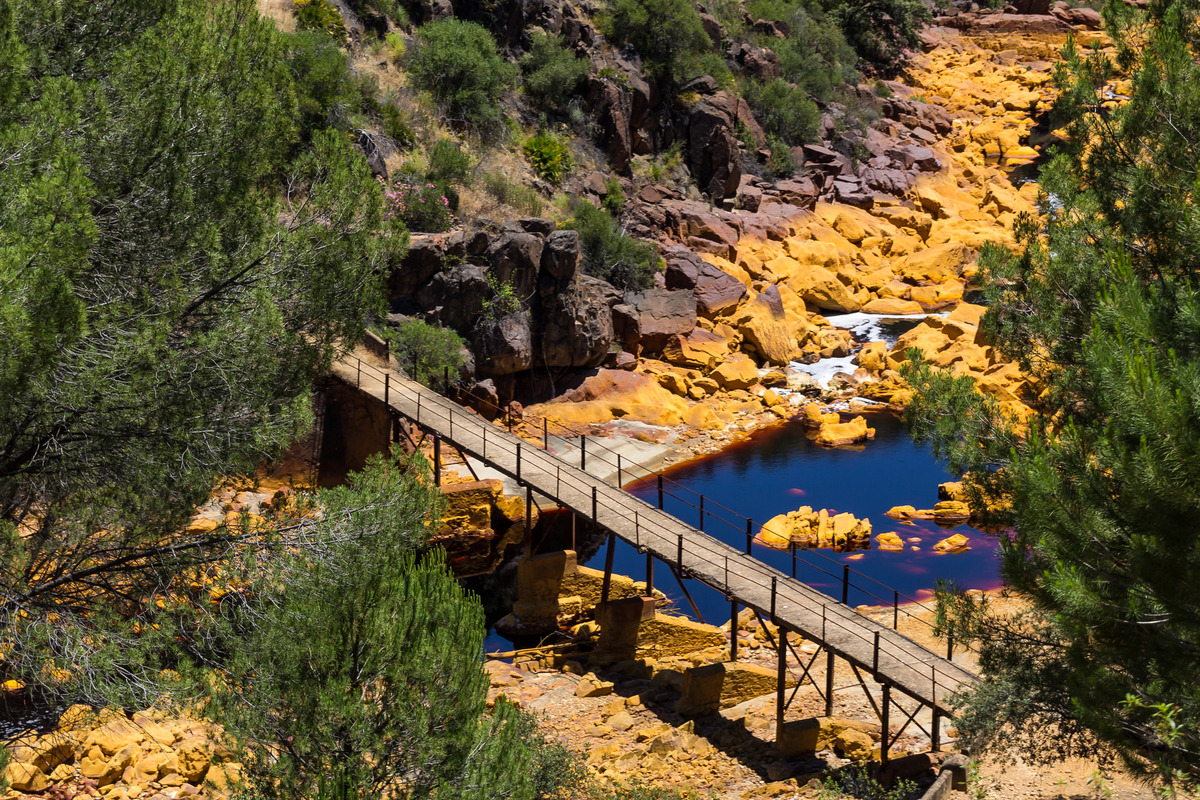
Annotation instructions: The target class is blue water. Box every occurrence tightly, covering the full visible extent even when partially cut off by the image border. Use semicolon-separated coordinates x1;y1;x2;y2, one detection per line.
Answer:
615;412;1001;624
482;411;1004;650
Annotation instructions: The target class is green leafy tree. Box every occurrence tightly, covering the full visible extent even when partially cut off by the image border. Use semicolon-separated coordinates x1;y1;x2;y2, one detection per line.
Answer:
406;18;516;137
742;77;820;145
564;201;660;290
832;0;929;74
600;0;712;84
210;453;553;800
0;0;401;709
903;1;1200;786
379;320;466;388
521;32;590;112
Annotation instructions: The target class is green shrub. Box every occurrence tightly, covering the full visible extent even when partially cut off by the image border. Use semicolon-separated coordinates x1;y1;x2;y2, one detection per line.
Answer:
833;0;930;74
294;0;347;40
600;0;712;84
384;31;405;61
483;173;544;216
522;133;573;184
406;19;517;136
766;136;795;177
380;103;415;148
680;51;733;87
521;32;590;112
283;30;357;139
386;181;452;232
482;274;522;320
379;320;465;387
564;201;659;290
743;77;820;145
427;138;472;185
818;764;919;800
602;177;624;215
742;0;858;100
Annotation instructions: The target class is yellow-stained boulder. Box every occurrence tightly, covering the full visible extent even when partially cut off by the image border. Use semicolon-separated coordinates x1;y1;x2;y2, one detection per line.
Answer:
934;533;971;553
875;532;904;551
856;341;888;372
893;242;972;282
862;297;923;315
735;286;793;366
710;353;760;391
532;369;691;427
801;403;840;428
662;329;730;370
815;416;875;447
5;761;49;793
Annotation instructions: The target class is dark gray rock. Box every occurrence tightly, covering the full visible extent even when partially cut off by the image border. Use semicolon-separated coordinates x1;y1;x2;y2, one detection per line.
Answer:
472;313;534;377
663;246;747;317
536;276;614;369
487;230;545;300
416;264;490;334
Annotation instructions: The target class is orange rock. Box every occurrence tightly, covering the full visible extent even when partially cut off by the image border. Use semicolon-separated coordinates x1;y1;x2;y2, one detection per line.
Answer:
710;353;760;391
933;533;970;553
862;297;923;315
875;532;905;551
814;416;874;447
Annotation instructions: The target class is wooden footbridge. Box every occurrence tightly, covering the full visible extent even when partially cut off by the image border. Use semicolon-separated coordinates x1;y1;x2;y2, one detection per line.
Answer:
331;354;978;760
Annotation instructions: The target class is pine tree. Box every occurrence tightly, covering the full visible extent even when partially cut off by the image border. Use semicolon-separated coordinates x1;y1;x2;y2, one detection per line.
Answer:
0;0;404;708
208;454;554;800
903;0;1200;785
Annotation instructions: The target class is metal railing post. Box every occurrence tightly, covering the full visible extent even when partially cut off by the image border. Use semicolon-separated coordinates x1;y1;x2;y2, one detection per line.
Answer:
947;633;954;660
771;576;778;620
841;564;850;605
873;631;880;676
384;373;390;406
677;533;683;568
591;486;598;522
580;436;586;471
745;518;752;554
893;591;899;630
791;548;796;579
730;599;738;662
657;474;663;509
543;418;549;450
433;435;441;486
699;495;705;532
516;442;522;483
617;454;623;487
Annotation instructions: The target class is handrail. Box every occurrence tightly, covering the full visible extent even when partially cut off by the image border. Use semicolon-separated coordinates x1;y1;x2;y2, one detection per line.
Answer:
337;353;977;682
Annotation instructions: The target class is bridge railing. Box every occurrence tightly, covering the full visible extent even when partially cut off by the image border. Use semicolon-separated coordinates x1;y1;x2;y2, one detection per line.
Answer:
339;352;974;697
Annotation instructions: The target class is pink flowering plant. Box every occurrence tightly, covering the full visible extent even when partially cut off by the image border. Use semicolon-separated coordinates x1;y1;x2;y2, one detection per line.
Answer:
384;181;452;232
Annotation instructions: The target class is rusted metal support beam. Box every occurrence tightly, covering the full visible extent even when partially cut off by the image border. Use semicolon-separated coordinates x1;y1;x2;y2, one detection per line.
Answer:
433;435;441;486
825;651;835;717
600;531;616;605
776;623;787;741
730;600;738;662
524;486;533;559
669;564;705;623
881;684;891;764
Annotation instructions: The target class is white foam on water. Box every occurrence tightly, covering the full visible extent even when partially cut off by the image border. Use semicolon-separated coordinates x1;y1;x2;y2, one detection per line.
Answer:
821;311;947;345
787;355;858;388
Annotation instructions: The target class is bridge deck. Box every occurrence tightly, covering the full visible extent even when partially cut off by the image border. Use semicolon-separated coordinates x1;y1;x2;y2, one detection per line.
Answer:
331;358;977;713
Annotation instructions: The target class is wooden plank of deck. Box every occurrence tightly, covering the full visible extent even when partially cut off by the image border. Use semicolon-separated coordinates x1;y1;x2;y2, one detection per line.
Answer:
331;357;977;712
